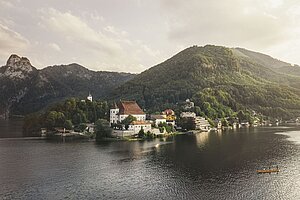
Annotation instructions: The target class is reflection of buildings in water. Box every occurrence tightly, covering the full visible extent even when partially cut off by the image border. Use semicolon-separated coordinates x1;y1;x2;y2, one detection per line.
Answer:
215;130;223;139
195;132;209;148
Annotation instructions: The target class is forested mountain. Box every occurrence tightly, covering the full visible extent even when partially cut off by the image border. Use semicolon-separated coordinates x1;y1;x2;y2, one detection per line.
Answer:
234;47;300;78
111;45;300;120
3;45;300;121
0;55;135;118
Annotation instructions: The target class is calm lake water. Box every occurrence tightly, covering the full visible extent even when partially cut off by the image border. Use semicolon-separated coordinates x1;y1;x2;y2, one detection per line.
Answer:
0;120;300;199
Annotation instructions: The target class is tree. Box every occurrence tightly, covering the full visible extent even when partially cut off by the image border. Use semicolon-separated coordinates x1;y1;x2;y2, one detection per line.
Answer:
64;120;73;130
23;113;42;136
221;118;229;127
138;127;145;138
95;119;112;140
194;106;202;116
121;115;137;130
180;117;196;131
45;111;57;129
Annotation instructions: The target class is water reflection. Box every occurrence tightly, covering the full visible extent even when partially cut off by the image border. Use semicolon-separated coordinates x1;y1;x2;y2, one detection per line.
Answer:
195;131;209;149
0;119;24;138
0;127;300;199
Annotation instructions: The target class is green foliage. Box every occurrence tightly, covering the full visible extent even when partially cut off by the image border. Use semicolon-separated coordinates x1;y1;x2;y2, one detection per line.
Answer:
95;119;112;140
45;111;66;129
64;120;73;130
159;126;164;133
23;113;42;137
221;118;229;127
138;127;145;138
179;117;196;131
0;61;135;116
121;115;137;130
74;123;87;132
207;118;215;127
144;131;155;139
23;98;110;136
112;45;300;120
158;122;173;133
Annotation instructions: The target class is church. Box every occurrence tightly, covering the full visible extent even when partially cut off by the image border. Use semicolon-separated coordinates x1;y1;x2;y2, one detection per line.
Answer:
110;101;151;134
110;101;146;125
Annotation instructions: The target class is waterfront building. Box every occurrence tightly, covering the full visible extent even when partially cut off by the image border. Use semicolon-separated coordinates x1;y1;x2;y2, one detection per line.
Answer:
128;121;152;134
215;119;222;129
150;115;167;126
110;101;146;125
162;109;176;126
195;117;211;131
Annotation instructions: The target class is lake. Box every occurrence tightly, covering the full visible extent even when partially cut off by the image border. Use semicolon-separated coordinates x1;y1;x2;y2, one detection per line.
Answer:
0;121;300;199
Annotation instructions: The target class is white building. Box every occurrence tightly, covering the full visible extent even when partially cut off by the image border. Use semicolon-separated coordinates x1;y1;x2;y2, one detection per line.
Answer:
150;115;167;126
183;99;195;110
180;112;196;118
87;92;93;102
195;117;211;131
128;121;152;134
110;101;146;125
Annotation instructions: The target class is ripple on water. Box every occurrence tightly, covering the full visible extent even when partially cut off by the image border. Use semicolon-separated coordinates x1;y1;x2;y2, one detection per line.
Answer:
0;127;300;199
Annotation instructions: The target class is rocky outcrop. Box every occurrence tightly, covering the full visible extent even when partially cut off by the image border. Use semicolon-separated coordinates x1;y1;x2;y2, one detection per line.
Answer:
2;54;36;80
0;54;135;117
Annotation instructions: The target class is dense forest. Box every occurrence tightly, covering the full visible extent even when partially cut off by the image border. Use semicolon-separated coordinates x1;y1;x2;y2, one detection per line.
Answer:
23;98;109;136
0;54;134;118
111;45;300;120
22;45;300;136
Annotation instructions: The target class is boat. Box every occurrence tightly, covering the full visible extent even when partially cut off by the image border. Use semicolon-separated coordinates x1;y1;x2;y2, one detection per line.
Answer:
256;166;279;174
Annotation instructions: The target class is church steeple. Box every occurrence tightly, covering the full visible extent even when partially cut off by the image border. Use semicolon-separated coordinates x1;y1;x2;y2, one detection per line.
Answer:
87;92;93;102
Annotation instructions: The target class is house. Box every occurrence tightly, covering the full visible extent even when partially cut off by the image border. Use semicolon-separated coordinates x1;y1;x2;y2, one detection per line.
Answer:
214;119;222;129
183;99;195;110
180;113;211;131
150;115;167;126
180;112;196;118
110;101;146;125
195;117;211;131
228;117;239;129
128;121;152;134
240;121;250;127
85;123;95;133
162;109;176;126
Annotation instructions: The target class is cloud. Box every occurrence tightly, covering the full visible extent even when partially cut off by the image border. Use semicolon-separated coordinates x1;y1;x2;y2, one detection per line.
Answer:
40;8;122;56
0;23;29;63
48;43;61;52
160;0;293;50
38;8;162;72
0;0;14;8
5;0;299;71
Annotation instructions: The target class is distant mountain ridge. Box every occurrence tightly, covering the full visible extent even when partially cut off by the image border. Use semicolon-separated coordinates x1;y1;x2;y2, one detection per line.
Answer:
2;45;300;120
0;54;135;118
111;45;300;119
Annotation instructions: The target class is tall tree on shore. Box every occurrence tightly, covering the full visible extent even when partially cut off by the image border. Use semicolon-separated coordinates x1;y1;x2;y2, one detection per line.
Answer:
95;119;112;141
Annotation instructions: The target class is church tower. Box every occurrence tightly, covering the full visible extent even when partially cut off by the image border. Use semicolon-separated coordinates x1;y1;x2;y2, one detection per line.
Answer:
87;92;93;102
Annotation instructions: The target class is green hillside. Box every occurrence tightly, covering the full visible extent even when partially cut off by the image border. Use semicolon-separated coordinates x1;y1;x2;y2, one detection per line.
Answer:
111;45;300;120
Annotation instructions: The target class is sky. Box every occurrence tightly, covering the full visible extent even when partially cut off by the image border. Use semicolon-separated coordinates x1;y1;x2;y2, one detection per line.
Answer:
0;0;300;73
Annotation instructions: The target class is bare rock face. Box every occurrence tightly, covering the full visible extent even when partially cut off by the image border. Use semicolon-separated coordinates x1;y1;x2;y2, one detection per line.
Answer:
3;54;35;80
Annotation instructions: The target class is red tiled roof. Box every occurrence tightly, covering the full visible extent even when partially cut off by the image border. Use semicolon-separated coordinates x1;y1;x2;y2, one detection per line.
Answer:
118;101;145;115
163;109;175;115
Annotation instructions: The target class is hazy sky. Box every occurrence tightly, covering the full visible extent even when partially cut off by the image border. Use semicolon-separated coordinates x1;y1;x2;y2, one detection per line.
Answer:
0;0;299;72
